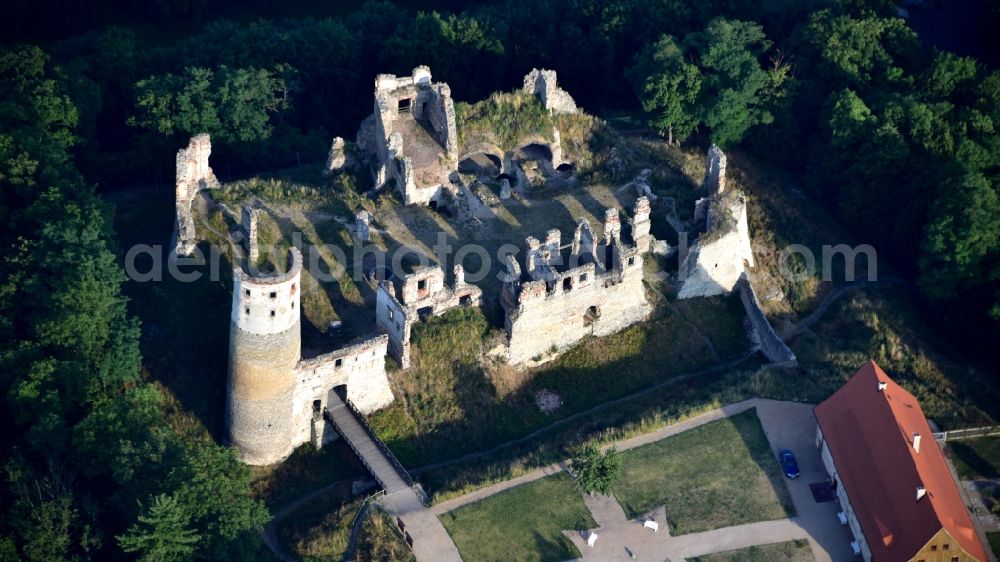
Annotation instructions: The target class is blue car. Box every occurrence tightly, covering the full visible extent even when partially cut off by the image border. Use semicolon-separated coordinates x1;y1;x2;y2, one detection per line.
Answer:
779;450;800;479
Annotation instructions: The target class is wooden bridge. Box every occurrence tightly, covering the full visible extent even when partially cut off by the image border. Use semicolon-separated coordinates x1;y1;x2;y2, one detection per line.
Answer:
324;390;464;562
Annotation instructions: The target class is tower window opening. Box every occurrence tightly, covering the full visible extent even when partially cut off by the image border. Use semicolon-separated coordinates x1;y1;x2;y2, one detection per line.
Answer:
269;291;277;299
270;310;276;317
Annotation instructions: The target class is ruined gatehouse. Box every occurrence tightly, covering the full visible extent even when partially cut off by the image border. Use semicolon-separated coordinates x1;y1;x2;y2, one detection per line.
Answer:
226;209;395;466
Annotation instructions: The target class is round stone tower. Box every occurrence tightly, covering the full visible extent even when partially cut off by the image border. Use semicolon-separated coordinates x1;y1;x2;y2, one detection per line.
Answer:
226;248;302;465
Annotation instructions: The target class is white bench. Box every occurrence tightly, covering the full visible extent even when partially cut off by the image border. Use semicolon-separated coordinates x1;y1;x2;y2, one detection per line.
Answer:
643;520;659;532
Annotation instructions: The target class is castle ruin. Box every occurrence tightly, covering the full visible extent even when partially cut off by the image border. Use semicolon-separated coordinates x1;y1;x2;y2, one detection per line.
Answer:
502;198;654;365
677;145;755;299
357;66;458;206
226;211;394;466
174;134;220;256
375;265;482;369
352;66;581;209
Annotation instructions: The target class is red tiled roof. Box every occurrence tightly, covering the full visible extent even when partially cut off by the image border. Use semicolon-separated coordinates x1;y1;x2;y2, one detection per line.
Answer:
815;361;987;561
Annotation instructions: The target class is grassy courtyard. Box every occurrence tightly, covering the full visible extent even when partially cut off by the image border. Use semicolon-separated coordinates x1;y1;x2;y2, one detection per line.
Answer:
690;539;815;562
439;473;596;562
612;409;794;534
949;437;1000;480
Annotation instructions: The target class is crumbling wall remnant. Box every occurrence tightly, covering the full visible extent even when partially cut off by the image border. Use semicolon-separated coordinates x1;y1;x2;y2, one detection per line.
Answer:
735;273;796;364
523;68;579;115
323;137;350;175
703;144;727;194
174;134;220;256
502;198;653;365
375;265;482;369
678;146;754;299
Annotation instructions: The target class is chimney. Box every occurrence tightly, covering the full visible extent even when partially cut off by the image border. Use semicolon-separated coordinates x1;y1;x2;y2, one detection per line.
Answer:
878;381;887;392
916;486;926;501
913;433;922;453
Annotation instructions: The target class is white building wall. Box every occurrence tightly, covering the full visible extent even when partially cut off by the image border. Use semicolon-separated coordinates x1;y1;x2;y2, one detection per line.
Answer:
818;427;873;562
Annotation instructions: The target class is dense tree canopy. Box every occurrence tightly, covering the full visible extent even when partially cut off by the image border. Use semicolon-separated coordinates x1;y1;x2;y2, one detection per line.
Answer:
0;0;998;555
0;45;268;561
628;18;789;147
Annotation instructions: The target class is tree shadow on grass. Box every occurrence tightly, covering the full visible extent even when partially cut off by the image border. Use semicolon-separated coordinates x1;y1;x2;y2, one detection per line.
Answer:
950;440;1000;479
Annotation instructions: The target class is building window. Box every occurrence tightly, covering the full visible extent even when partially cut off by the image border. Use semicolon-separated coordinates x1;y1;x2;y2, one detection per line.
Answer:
269;291;277;299
244;307;250;315
270;310;276;317
627;257;635;266
335;358;342;367
951;557;959;562
312;399;321;412
930;546;937;551
245;289;251;296
943;544;949;551
580;273;588;282
398;98;412;112
562;278;572;291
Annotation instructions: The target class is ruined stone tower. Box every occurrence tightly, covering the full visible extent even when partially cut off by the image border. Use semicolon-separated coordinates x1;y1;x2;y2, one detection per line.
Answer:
227;248;303;465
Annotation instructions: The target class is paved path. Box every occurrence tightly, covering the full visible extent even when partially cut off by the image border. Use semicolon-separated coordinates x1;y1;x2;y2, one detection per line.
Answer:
431;400;761;516
435;399;857;562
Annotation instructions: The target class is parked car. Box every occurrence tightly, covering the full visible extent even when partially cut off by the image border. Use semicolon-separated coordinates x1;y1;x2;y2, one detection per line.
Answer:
779;449;800;479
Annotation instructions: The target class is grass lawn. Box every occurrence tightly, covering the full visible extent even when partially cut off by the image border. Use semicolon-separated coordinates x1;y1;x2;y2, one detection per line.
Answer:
439;473;595;562
612;408;794;534
690;539;815;562
949;437;1000;480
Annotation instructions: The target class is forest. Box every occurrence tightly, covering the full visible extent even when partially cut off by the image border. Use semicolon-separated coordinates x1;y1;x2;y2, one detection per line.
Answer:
0;0;998;559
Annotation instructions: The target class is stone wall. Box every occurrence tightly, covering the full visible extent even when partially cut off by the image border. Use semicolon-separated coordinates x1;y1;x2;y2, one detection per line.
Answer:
424;83;458;160
702;144;727;194
375;266;482;369
503;198;654;366
735;273;796;364
174;134;220;256
241;205;260;265
678;146;754;299
523;68;578;115
292;335;393;447
505;259;650;365
323;137;349;176
677;192;755;298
